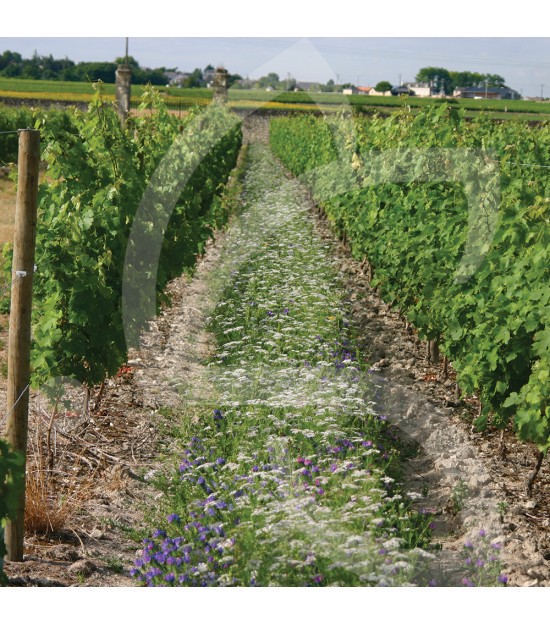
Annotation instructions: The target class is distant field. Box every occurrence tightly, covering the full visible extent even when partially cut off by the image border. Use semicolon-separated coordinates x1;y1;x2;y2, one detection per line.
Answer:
1;77;549;118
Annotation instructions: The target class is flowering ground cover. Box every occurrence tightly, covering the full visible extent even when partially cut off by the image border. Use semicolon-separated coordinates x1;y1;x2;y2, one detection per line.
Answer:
131;143;505;587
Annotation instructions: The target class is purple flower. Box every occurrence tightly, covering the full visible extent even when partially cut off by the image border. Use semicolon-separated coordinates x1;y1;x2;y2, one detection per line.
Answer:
428;579;437;587
153;529;166;538
461;577;474;587
498;574;508;585
167;513;181;524
283;308;289;315
165;573;176;583
476;559;485;568
216;457;225;465
478;529;486;537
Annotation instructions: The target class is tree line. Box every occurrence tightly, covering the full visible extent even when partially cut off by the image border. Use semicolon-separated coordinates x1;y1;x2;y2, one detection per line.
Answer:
414;67;508;95
0;50;170;85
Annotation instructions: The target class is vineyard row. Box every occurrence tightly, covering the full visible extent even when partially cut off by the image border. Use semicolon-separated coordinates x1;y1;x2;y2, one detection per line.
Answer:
270;106;550;453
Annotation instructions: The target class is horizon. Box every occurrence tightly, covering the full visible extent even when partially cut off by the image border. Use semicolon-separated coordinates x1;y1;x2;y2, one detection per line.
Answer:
0;38;548;98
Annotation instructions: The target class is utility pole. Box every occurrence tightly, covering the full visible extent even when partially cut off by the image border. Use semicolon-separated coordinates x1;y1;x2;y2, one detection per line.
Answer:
5;129;40;562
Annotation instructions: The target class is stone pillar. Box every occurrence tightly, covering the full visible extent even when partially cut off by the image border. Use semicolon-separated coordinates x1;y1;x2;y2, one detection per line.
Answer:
213;67;229;104
115;64;132;126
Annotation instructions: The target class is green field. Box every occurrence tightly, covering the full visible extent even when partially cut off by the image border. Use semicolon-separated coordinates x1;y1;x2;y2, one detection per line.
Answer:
1;77;549;118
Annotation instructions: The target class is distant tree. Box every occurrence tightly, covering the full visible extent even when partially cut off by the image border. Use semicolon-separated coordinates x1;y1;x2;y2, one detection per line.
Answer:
375;80;393;93
73;62;118;83
182;68;204;88
450;70;485;88
204;64;214;71
0;50;22;71
320;78;336;92
115;55;140;69
485;73;506;88
227;73;243;88
257;72;280;89
341;82;355;90
415;67;453;94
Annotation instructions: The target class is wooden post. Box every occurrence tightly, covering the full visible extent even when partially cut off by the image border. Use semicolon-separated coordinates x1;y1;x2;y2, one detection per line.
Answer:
115;64;132;127
4;129;40;562
213;67;229;104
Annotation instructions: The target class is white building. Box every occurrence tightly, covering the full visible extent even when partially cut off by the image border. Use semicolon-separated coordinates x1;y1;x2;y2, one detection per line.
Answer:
403;82;434;97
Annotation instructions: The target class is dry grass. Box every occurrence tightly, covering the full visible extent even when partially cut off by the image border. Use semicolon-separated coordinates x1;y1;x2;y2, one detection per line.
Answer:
24;442;96;538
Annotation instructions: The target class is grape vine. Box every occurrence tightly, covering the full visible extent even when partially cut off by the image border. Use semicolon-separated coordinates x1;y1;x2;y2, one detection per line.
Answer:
271;105;550;452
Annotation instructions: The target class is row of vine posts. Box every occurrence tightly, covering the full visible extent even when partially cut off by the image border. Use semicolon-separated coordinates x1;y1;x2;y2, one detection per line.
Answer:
2;57;134;563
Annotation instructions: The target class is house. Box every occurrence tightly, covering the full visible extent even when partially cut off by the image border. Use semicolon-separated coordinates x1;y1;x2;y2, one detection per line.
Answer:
165;71;191;87
369;87;392;96
403;82;434;97
203;67;216;84
294;81;320;92
343;86;372;95
453;86;521;100
391;85;415;96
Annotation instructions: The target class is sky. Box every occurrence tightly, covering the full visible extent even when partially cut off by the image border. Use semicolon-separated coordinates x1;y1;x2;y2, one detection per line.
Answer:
1;2;549;97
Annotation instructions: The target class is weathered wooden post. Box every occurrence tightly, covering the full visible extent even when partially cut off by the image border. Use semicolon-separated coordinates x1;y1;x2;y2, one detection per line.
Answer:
5;129;40;562
115;39;132;126
213;67;229;104
115;63;132;126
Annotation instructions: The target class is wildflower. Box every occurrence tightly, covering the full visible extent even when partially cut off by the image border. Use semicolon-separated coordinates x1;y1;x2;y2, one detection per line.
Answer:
498;574;508;585
461;577;474;587
167;513;181;524
478;529;486;537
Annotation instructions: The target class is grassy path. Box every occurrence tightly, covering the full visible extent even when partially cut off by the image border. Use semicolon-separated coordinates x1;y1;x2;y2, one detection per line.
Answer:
129;143;502;587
